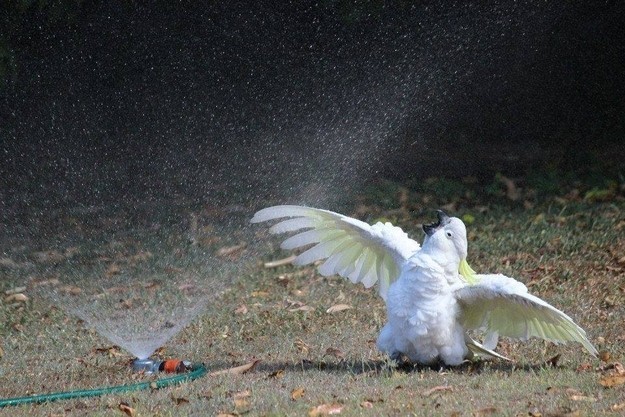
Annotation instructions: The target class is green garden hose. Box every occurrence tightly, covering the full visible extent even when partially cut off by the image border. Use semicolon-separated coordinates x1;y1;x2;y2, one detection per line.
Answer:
0;363;206;408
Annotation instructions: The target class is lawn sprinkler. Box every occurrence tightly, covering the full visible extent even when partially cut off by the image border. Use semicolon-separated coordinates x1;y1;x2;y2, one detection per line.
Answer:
132;358;196;374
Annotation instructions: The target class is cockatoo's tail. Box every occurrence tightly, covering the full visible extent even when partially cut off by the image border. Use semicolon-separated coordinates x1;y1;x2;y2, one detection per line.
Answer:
459;258;478;285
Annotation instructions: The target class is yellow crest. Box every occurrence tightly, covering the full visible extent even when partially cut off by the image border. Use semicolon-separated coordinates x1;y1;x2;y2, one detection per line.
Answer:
459;258;478;285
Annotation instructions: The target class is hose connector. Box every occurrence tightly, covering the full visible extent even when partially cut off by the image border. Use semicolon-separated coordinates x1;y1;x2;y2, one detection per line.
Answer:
132;358;194;374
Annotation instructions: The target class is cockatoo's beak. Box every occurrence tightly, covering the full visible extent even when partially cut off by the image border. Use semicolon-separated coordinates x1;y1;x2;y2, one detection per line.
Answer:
423;210;451;236
459;258;478;284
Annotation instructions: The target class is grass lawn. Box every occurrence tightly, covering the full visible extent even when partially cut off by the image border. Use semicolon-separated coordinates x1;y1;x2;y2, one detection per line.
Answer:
1;176;624;416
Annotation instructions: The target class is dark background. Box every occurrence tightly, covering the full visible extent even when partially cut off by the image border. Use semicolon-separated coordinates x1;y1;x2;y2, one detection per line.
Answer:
2;1;624;209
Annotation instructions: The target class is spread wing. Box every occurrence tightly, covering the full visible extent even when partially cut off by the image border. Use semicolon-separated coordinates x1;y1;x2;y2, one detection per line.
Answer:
251;205;421;300
455;274;597;356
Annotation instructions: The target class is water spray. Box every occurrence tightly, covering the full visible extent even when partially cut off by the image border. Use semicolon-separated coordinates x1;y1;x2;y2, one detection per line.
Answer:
0;357;207;408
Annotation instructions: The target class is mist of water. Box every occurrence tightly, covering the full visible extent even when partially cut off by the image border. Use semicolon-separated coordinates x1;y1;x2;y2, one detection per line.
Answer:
4;3;580;211
63;270;217;360
26;203;253;360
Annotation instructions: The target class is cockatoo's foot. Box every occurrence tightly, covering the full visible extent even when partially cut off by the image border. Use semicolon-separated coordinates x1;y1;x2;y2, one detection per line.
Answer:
385;351;416;371
435;358;484;373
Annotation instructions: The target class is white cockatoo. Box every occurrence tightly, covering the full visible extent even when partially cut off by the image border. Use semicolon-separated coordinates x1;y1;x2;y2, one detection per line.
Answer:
251;205;597;366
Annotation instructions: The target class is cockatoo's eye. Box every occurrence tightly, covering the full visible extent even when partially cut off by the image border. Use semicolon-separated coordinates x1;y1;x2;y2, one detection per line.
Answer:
446;231;453;238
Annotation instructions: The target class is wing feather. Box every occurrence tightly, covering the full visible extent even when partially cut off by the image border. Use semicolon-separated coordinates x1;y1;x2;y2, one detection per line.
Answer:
336;244;363;277
348;253;368;283
456;273;597;356
282;229;343;250
318;241;361;278
294;235;351;265
269;217;318;233
251;205;420;300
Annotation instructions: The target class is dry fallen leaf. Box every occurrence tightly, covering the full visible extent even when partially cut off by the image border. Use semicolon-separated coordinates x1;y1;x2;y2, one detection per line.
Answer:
106;263;121;277
564;388;596;402
32;278;60;287
217;243;247;258
198;390;213;400
264;255;297;268
564;387;583;395
231;389;251;399
250;290;269;298
130;251;152;263
309;403;343;416
326;304;352;314
4;293;28;303
104;286;127;294
178;283;196;292
93;346;122;357
324;347;345;360
122;297;138;309
268;369;285;379
235;304;248;315
612;402;625;411
118;402;136;417
172;396;190;405
599;350;611;362
294;339;310;355
604;296;617;307
32;250;66;263
231;390;251;411
473;407;499;416
60;285;82;295
600;375;625;388
291;387;305;400
569;394;596;402
209;359;261;376
0;258;19;269
422;385;454;397
233;397;250;411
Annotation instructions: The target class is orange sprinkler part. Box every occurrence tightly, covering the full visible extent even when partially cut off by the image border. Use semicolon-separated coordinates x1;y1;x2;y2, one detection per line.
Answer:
132;358;193;374
160;359;189;373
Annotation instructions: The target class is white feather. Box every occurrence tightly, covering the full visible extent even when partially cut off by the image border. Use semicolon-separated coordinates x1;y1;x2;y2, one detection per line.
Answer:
251;205;420;300
455;274;597;356
269;217;318;233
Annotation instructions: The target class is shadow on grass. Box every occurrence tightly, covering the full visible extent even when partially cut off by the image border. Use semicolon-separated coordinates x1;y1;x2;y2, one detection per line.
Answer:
251;357;560;378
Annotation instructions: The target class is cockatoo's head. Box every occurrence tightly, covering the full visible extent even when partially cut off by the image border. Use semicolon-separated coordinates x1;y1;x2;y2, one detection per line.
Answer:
422;210;468;259
422;210;477;283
